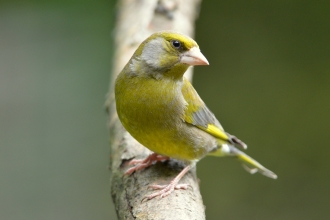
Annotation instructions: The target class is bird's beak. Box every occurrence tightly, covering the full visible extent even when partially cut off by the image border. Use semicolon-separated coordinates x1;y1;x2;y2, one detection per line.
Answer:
180;47;209;66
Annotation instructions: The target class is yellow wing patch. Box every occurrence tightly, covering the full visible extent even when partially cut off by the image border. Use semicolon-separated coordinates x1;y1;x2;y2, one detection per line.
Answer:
202;124;229;141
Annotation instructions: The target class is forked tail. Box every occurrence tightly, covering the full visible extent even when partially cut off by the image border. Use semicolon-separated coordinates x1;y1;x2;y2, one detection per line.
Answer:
209;144;277;179
232;147;277;179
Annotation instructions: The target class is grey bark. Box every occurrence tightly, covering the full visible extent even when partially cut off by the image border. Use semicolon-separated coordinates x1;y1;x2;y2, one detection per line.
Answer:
106;0;205;219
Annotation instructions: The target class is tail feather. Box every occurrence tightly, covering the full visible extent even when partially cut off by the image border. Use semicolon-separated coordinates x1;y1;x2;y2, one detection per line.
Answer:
208;143;277;179
231;146;277;179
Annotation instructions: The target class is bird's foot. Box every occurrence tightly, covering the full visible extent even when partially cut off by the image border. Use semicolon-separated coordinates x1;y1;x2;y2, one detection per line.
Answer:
142;165;193;201
125;153;169;175
144;182;190;200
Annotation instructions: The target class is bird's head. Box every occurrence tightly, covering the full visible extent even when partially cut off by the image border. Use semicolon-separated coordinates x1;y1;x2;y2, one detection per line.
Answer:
129;31;209;79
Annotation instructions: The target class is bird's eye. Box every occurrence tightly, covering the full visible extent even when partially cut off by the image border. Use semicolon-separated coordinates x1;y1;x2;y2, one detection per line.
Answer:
171;40;181;49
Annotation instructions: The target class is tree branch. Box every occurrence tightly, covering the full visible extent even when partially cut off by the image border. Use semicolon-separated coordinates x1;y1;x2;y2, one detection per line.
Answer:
106;0;205;219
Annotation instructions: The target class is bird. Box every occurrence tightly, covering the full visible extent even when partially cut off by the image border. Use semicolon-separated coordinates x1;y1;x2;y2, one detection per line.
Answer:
115;30;277;200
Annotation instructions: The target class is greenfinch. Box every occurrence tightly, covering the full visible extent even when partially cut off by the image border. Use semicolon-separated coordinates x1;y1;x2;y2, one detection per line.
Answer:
115;31;277;200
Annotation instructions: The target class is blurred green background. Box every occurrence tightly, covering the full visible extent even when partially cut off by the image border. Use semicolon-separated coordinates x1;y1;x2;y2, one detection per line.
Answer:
0;0;116;219
1;0;329;220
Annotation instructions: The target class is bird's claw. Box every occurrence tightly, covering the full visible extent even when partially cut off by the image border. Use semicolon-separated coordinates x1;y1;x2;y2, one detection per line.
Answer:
124;153;169;175
143;183;190;200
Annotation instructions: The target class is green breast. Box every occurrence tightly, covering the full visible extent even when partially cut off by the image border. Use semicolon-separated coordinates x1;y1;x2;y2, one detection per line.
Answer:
115;74;208;161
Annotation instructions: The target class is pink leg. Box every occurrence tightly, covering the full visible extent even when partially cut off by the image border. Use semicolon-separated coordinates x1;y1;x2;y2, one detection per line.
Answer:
145;164;193;200
125;153;169;175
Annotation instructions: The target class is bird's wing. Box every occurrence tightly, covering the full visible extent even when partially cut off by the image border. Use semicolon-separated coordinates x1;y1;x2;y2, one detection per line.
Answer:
181;77;229;142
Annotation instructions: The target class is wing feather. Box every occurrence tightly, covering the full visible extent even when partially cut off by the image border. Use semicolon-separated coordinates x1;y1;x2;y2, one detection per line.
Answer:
182;77;229;142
